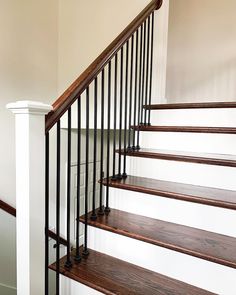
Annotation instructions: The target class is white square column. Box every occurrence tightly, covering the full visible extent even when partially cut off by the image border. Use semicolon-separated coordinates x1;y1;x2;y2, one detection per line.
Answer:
7;101;52;295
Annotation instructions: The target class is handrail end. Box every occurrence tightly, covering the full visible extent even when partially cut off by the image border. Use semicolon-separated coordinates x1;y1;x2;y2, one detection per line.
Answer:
155;0;163;10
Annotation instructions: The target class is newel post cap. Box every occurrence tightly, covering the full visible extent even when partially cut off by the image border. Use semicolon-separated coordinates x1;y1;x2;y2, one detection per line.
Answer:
6;100;53;115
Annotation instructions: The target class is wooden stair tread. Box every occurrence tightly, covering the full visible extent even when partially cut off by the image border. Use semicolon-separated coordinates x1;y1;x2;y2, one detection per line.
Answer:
132;125;236;134
80;209;236;269
119;148;236;167
102;175;236;210
143;101;236;110
50;248;214;295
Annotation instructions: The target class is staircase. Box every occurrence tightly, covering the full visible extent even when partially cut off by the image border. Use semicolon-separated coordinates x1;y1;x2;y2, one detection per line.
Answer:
50;102;236;294
6;0;236;294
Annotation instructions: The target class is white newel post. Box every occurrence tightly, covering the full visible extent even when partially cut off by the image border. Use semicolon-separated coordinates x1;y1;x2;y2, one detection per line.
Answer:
7;101;52;295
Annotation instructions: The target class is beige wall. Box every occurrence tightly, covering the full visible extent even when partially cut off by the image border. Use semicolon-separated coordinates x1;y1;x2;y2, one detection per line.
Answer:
58;0;169;128
58;0;151;94
166;0;236;102
0;0;58;206
0;1;58;291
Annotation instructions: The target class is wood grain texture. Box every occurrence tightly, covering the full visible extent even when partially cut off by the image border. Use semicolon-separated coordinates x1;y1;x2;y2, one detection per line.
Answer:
102;175;236;210
50;248;214;295
45;0;163;132
119;148;236;167
143;101;236;110
131;125;236;134
80;209;236;269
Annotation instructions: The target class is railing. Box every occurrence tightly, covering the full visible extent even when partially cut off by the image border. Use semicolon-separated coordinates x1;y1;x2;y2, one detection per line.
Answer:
0;199;68;246
45;0;163;294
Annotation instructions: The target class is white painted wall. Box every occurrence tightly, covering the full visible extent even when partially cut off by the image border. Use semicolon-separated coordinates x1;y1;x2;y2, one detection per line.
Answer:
0;1;58;292
0;0;58;207
166;0;236;103
58;0;150;93
0;211;16;295
58;0;169;129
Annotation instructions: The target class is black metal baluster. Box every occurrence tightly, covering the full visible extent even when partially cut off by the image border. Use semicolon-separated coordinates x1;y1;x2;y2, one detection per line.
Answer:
65;108;72;268
105;62;111;212
137;24;143;149
128;36;134;151
75;97;82;262
133;30;139;150
148;12;155;126
112;54;118;180
140;20;147;125
98;70;105;215
45;132;49;295
83;87;89;256
144;16;151;125
56;121;61;295
123;41;129;178
91;78;98;220
118;47;123;179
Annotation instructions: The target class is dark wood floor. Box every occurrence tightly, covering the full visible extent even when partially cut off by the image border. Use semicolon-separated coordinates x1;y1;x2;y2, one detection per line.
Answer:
143;101;236;110
119;148;236;167
131;125;236;134
102;175;236;210
80;209;236;269
50;248;215;295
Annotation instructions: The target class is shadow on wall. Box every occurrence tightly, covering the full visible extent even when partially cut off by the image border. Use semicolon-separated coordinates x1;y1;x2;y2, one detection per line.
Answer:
167;57;236;102
0;210;16;295
166;0;236;102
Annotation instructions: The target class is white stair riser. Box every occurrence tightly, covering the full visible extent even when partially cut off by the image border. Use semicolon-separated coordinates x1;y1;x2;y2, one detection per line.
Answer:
88;226;236;295
150;108;236;127
140;132;236;154
125;157;236;190
109;187;236;237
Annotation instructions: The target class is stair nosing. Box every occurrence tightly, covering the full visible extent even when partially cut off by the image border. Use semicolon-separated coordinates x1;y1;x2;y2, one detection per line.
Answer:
101;177;236;210
80;209;236;269
143;102;236;110
117;148;236;167
50;247;214;295
131;125;236;134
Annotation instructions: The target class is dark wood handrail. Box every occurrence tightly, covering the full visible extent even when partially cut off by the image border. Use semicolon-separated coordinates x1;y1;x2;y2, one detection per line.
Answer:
45;0;163;132
0;199;16;217
0;199;68;247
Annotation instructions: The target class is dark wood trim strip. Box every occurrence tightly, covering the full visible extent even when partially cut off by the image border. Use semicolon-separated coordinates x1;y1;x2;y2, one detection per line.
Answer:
132;125;236;134
50;248;213;295
45;0;163;132
0;199;67;247
48;230;68;247
0;199;16;217
144;101;236;110
80;209;236;269
118;148;236;167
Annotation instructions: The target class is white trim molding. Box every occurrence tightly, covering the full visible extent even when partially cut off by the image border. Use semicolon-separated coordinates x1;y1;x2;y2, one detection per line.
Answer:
7;101;52;295
153;0;169;104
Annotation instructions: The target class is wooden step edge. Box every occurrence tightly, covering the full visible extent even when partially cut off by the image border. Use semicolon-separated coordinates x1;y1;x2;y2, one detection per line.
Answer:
131;125;236;134
101;178;236;210
49;247;215;295
143;101;236;110
80;210;236;269
49;253;111;295
117;149;236;168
